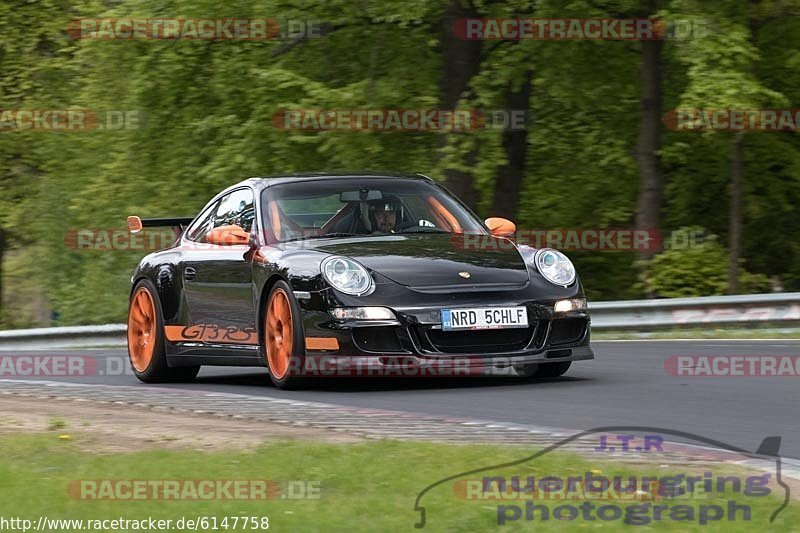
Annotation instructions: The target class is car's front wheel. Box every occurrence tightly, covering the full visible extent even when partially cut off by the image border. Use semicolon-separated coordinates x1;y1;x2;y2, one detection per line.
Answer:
515;361;572;379
264;281;309;389
127;279;200;383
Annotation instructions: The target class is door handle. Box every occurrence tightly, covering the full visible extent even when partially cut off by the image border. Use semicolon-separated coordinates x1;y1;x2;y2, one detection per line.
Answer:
184;267;196;280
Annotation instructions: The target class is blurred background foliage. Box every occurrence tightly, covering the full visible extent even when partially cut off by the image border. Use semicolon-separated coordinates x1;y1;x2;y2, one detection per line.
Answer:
1;0;799;327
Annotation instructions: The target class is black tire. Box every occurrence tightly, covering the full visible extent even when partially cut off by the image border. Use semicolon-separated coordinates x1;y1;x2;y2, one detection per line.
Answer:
263;280;310;390
127;279;200;383
515;361;572;379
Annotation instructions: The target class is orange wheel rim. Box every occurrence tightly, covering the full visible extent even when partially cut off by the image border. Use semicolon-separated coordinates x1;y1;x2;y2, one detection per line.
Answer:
127;287;157;372
266;288;293;379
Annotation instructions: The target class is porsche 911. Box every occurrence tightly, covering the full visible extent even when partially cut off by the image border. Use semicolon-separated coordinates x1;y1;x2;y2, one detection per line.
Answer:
126;172;593;389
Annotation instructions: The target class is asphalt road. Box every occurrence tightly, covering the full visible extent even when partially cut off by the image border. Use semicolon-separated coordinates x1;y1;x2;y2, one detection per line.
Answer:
1;340;798;458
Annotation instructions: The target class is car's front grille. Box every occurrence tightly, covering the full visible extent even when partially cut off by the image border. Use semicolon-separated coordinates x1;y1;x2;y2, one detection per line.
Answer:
416;325;537;354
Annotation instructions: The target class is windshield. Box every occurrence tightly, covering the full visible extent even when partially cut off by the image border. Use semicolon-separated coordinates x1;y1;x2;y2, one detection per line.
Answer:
260;178;487;243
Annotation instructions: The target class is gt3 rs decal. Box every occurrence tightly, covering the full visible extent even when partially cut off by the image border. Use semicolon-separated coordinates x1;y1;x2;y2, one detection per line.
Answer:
164;324;258;344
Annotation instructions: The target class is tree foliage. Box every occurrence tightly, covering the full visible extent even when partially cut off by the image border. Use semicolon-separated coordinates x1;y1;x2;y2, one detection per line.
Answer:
1;0;799;326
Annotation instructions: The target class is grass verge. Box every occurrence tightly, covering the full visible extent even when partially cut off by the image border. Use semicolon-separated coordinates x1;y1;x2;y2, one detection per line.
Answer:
0;433;795;531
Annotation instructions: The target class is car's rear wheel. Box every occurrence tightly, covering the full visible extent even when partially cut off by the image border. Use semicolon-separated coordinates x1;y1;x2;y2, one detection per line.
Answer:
264;281;308;389
515;361;572;379
127;279;200;383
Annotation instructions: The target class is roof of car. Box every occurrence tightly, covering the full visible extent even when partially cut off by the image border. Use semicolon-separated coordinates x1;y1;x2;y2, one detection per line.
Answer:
239;171;434;189
202;172;438;211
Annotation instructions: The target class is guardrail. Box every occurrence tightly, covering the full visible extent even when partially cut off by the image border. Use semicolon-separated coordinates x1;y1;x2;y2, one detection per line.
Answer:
0;324;127;350
1;292;799;349
589;292;800;330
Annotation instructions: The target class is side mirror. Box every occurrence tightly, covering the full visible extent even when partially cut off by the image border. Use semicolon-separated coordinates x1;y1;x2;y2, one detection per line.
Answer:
205;224;251;246
485;217;516;237
127;215;143;234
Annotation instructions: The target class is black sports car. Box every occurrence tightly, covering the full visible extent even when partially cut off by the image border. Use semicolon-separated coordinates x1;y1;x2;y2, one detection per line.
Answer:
126;172;593;389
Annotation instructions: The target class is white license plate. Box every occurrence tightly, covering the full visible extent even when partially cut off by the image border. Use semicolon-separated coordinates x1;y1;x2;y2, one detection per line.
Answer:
441;306;528;331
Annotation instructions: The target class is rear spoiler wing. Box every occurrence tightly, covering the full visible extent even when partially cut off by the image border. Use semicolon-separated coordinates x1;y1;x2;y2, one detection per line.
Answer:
127;216;194;234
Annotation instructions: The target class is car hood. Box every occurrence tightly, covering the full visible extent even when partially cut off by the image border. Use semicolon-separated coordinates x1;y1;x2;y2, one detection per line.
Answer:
313;234;530;289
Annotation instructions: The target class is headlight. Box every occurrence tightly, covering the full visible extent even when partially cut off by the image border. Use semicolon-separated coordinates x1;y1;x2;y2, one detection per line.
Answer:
321;256;374;296
534;248;576;286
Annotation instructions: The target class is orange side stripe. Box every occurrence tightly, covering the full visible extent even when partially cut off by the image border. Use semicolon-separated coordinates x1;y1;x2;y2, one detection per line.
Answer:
164;325;185;341
306;337;340;351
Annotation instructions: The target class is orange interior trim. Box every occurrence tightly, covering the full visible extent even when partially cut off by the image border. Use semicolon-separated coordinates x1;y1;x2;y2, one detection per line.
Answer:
205;224;250;246
426;196;462;233
269;201;282;242
305;337;340;351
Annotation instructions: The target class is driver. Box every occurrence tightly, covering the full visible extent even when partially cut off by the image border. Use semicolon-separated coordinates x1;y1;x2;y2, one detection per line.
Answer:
367;197;403;233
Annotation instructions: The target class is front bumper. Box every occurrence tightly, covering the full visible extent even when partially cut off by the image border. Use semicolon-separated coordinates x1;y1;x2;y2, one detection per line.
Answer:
299;298;593;376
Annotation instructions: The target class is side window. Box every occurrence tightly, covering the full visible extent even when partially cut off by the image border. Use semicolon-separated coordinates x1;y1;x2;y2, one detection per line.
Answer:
214;189;255;233
184;189;256;243
185;202;219;242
